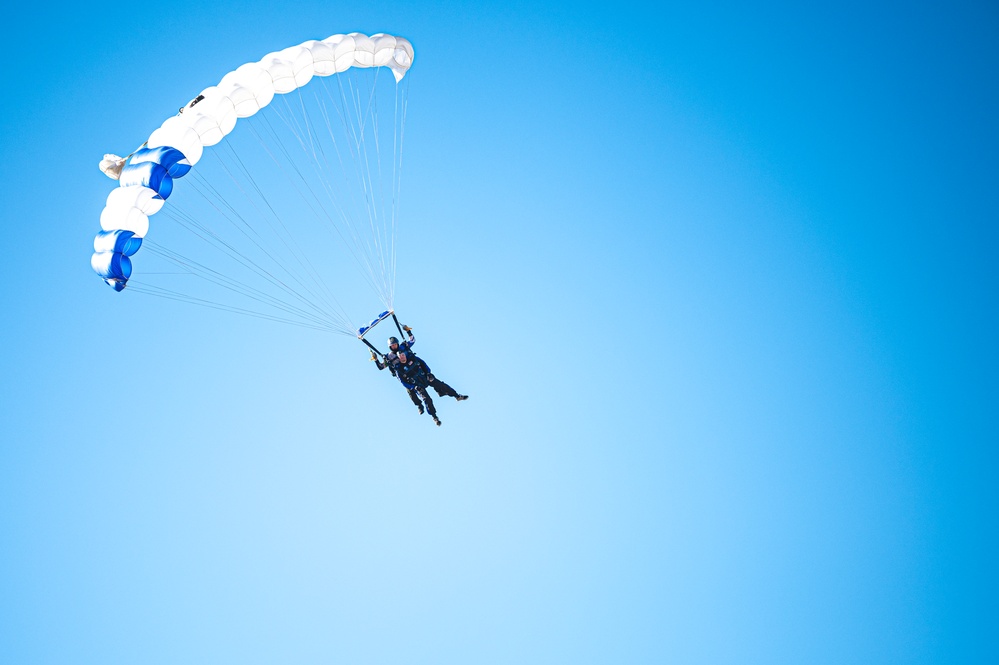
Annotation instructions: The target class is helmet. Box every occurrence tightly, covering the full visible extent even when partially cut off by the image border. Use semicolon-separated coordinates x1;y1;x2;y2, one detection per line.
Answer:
388;336;399;347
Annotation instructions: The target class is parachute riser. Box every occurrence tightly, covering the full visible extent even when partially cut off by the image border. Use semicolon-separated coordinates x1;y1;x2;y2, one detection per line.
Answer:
360;337;385;357
391;313;406;339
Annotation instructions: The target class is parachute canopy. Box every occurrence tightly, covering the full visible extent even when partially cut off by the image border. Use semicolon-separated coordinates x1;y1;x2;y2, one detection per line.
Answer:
92;33;414;332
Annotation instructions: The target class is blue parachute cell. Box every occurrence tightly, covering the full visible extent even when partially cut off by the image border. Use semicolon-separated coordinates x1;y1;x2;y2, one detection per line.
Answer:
119;161;173;200
94;229;142;257
129;146;192;178
91;251;132;281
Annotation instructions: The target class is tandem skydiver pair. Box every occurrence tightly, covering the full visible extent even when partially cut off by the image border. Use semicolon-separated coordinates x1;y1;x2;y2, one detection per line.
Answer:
371;325;468;427
357;311;467;427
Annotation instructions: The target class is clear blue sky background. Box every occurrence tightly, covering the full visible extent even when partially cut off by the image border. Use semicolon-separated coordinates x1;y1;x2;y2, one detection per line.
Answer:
2;1;997;663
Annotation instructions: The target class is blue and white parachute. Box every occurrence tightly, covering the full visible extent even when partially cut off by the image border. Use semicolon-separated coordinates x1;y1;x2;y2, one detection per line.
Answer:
93;33;414;332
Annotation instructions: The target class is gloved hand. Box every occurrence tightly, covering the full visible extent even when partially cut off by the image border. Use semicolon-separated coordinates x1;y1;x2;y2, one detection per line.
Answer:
402;324;412;332
370;351;377;361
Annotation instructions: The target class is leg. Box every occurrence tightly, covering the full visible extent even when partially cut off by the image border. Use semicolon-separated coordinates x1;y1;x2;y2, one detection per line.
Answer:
417;387;437;417
406;387;424;414
417;386;441;425
407;388;422;407
429;377;459;398
429;376;467;401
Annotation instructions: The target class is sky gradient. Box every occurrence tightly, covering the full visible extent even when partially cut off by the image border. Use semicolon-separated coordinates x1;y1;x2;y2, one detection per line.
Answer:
1;1;997;663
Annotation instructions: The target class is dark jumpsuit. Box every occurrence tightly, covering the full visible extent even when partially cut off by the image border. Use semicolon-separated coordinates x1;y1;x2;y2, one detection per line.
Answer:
374;332;463;400
374;336;423;410
395;357;438;417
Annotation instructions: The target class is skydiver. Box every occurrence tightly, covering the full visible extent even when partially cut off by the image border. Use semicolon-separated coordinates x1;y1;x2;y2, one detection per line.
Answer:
370;349;425;413
377;325;468;402
385;326;416;363
395;351;441;426
370;327;413;373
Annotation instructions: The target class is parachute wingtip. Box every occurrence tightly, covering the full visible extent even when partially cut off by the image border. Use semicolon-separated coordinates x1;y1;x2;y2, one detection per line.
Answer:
104;278;127;292
99;154;126;180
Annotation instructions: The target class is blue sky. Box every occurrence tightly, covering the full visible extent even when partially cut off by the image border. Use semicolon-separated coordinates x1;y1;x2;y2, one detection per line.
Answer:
1;1;997;663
